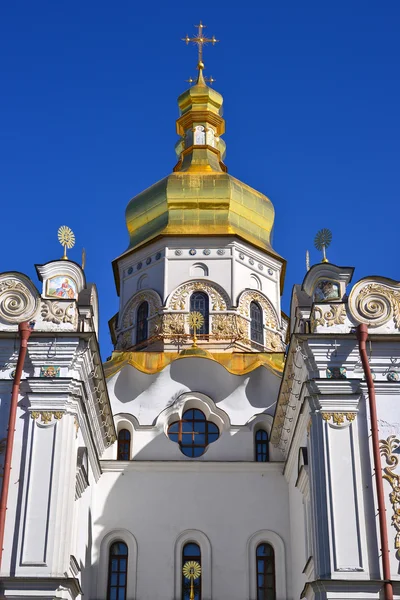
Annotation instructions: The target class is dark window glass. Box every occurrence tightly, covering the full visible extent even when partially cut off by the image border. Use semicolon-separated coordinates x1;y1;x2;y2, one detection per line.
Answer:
255;429;269;462
117;429;131;460
136;301;149;344
250;301;263;345
168;409;219;457
190;292;209;335
256;543;275;600
107;541;128;600
182;542;201;600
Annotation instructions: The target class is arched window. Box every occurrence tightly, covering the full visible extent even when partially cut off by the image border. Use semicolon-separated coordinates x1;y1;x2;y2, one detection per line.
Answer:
256;543;275;600
190;292;209;335
117;429;131;460
255;429;269;462
250;301;263;345
182;542;201;600
168;409;219;457
136;301;149;344
107;541;128;600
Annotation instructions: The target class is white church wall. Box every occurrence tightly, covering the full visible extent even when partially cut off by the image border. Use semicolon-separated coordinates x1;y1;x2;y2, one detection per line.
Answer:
93;462;291;600
117;237;284;320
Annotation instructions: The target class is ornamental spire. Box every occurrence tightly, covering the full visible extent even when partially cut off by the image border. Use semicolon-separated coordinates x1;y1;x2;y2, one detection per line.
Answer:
182;21;219;84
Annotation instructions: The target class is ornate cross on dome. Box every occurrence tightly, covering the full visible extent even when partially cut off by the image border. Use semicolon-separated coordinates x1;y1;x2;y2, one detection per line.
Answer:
182;21;219;70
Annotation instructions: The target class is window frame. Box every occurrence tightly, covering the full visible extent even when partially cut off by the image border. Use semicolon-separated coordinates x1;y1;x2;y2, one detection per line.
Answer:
256;543;275;600
167;409;219;457
189;292;209;335
136;301;149;344
255;429;269;462
250;301;264;346
107;541;128;600
117;429;131;461
182;542;202;600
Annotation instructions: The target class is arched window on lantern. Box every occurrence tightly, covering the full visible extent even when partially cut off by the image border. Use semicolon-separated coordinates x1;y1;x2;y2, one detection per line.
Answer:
182;542;201;600
250;301;263;345
117;429;131;460
255;429;269;462
190;292;209;335
136;301;149;344
107;541;128;600
256;543;275;600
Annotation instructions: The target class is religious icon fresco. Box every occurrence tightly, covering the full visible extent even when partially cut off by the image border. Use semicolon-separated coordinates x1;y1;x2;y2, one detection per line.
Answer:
313;280;340;302
47;276;77;300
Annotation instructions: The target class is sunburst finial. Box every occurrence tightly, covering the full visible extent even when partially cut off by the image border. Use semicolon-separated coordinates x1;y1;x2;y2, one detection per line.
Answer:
187;312;204;347
183;561;201;600
58;226;75;260
314;228;332;263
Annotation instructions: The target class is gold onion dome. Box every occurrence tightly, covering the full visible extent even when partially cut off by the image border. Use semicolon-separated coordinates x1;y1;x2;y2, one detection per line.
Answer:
124;53;279;260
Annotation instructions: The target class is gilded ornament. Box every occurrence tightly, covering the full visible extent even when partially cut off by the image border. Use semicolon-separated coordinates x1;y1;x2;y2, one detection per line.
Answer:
211;314;247;341
54;412;64;420
154;314;186;340
380;436;400;557
311;304;346;330
31;411;40;420
58;225;75;260
169;281;228;311
321;412;356;426
41;300;75;325
41;412;53;424
121;290;162;330
238;290;278;328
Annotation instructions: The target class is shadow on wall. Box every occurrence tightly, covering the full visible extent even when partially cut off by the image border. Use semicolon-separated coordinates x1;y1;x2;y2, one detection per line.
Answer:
113;357;282;413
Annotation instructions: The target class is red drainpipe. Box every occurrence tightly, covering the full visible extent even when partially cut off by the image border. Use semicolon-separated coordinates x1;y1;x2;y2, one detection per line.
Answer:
0;321;32;569
356;323;393;600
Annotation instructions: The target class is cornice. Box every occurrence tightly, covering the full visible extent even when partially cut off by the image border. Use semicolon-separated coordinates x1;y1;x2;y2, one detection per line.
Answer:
101;460;285;474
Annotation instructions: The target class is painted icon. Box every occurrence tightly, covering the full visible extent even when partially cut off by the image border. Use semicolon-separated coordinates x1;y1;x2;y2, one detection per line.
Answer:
47;276;77;299
40;365;60;378
314;280;340;302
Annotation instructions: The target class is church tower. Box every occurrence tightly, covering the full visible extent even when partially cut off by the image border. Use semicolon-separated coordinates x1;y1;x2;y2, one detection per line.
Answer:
2;22;400;600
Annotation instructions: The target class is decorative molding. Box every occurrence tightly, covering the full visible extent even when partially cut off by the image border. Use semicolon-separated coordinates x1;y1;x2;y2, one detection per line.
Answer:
310;303;346;330
321;412;356;426
168;280;229;311
238;289;278;328
120;289;162;330
211;314;247;341
380;435;400;558
153;313;186;339
349;279;400;328
31;410;64;424
0;276;38;324
41;300;75;325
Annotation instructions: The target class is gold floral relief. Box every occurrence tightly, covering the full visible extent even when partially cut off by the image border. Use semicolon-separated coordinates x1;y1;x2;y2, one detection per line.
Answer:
311;304;346;331
380;435;400;557
211;314;247;341
321;412;356;426
169;281;229;311
121;290;162;330
238;290;278;329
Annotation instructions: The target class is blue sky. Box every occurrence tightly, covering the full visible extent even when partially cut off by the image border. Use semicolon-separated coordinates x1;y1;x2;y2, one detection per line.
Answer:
1;1;399;357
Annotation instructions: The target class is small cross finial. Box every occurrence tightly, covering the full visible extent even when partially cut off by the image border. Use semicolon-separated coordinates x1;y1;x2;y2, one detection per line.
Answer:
182;21;219;71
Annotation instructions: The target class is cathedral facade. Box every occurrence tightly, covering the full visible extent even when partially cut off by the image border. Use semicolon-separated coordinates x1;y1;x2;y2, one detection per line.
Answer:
0;39;400;600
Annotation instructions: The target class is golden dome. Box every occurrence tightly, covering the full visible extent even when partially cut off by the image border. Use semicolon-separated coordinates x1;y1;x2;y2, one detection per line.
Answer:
125;171;276;255
122;67;280;262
